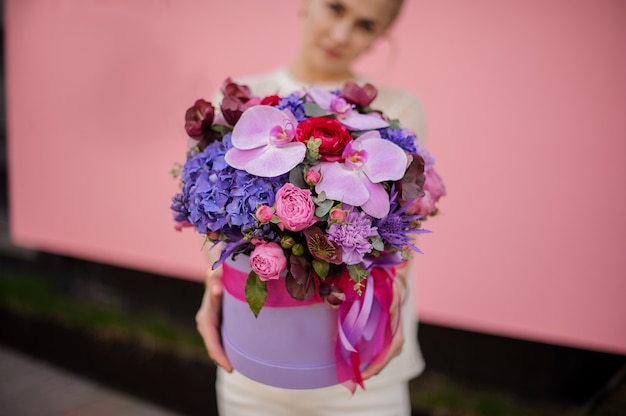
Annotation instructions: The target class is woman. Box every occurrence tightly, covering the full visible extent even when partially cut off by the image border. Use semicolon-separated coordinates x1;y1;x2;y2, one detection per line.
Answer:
196;1;426;414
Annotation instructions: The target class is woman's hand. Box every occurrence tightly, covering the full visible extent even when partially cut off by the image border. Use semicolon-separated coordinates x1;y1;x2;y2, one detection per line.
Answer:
195;266;233;372
360;266;407;380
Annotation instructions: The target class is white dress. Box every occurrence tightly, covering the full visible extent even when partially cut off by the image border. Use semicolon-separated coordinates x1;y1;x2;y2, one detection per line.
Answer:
214;68;426;416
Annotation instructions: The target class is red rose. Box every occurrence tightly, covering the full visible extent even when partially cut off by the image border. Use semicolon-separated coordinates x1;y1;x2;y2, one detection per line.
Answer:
296;117;352;160
261;95;281;106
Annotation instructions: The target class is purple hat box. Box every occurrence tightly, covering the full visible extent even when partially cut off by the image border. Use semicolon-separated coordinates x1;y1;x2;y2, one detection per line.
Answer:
221;255;340;389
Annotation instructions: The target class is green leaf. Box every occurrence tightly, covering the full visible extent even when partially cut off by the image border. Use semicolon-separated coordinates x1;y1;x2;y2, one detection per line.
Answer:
312;259;330;279
289;166;308;189
387;119;401;129
346;264;369;294
245;271;267;318
371;236;385;251
210;124;232;135
304;102;329;117
312;191;327;205
315;200;334;217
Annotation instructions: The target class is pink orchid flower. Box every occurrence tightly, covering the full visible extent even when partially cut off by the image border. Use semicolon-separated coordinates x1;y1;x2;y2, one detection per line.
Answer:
224;105;306;177
307;87;389;131
315;131;407;218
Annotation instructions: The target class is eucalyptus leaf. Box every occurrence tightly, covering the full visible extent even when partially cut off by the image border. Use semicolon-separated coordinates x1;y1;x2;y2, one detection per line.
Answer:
304;102;329;117
289;167;308;189
245;271;267;318
312;191;327;204
387;119;401;129
315;200;334;217
371;236;385;251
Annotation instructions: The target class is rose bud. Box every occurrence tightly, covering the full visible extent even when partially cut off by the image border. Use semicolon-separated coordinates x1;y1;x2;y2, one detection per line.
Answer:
206;231;221;241
291;243;305;256
341;81;378;107
329;207;347;223
184;99;215;140
280;235;296;249
255;205;273;223
304;168;321;186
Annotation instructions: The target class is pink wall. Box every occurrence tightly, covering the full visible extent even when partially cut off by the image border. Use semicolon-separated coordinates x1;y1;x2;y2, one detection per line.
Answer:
6;1;626;355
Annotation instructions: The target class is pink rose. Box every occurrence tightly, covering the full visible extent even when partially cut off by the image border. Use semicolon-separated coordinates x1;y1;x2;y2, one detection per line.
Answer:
406;169;446;217
250;242;287;281
304;168;321;185
255;205;273;223
274;183;317;231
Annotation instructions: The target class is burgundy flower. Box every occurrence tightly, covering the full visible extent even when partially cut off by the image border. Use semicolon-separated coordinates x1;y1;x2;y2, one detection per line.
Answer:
318;282;346;309
303;226;343;265
341;81;378;107
220;95;246;126
220;77;253;102
399;154;426;202
184;99;215;140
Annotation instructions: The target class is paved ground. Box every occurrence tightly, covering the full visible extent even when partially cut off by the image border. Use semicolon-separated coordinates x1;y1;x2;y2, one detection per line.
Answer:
0;344;183;416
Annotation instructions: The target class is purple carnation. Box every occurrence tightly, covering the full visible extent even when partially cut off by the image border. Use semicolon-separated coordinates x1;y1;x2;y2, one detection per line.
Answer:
378;128;417;154
171;133;288;237
276;93;306;122
326;210;378;265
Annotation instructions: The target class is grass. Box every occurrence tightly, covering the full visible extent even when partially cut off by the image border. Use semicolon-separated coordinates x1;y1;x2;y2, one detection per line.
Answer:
0;271;207;355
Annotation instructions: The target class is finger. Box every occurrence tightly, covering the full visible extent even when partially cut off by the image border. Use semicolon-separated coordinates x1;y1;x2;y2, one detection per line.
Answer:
201;320;233;372
197;272;233;372
361;360;386;380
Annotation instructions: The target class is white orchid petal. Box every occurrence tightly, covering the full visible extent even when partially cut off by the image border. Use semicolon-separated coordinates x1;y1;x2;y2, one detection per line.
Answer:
360;180;391;218
231;106;296;150
341;112;389;130
358;136;408;182
225;143;305;177
306;87;333;110
315;162;369;206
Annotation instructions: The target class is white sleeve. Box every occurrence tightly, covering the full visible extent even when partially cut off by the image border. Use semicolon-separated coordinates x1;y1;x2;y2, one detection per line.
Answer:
387;90;428;146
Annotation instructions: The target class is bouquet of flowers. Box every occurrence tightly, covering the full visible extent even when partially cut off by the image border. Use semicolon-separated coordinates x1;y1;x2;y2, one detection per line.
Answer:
171;78;445;390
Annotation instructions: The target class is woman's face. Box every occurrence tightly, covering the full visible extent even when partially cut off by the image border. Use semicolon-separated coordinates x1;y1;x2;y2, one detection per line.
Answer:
299;0;397;78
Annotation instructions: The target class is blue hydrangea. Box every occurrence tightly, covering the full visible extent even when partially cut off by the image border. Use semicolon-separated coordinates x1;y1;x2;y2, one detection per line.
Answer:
170;134;289;237
276;93;306;122
378;128;417;154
